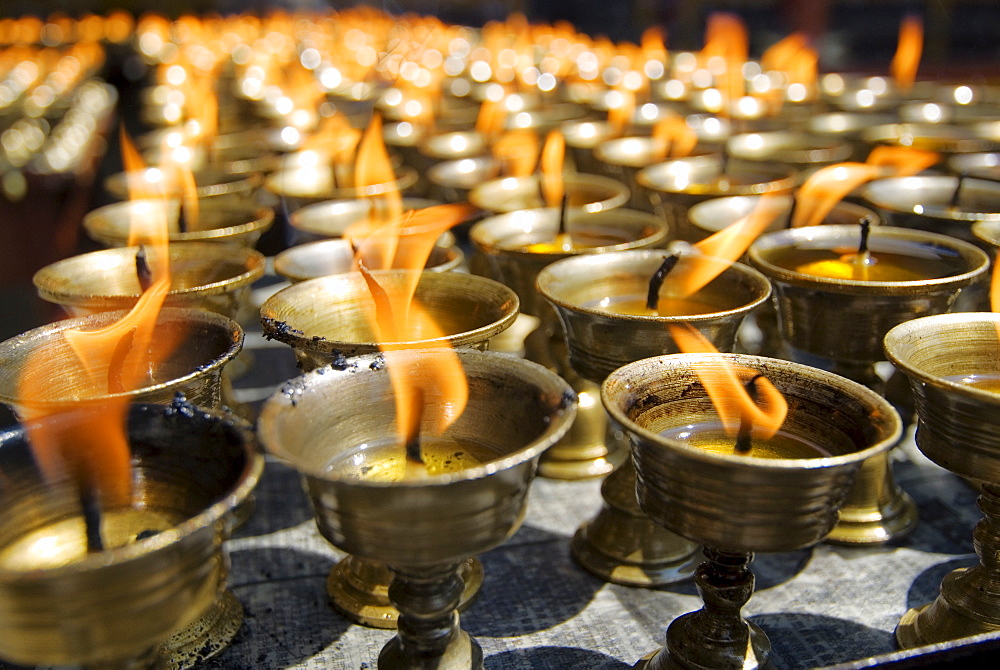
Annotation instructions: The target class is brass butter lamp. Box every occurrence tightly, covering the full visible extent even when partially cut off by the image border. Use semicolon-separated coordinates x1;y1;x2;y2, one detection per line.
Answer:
258;349;577;669
605;353;901;669
536;250;771;586
0;400;262;670
885;312;1000;648
748;224;990;545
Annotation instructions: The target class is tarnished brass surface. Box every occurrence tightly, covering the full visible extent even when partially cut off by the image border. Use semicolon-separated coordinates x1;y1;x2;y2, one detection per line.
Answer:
862;122;998;156
0;307;243;415
264;163;419;210
426;157;500;203
635;155;796;242
748;225;989;364
326;556;483;629
536;250;771;384
259;270;519;372
274;238;463;284
727;130;854;167
468;173;629;215
469;208;668;318
83;198;274;248
0;401;262;667
607;353;900;670
34;243;265;320
537;250;768;584
258;349;576;670
862;176;1000;245
886;313;1000;646
605;353;902;553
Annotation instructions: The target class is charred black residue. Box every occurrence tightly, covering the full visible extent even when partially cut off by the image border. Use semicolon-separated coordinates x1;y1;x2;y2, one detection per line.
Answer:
559;389;577;410
261;317;305;341
167;392;198;418
279;377;310;407
330;350;350;370
369;354;386;371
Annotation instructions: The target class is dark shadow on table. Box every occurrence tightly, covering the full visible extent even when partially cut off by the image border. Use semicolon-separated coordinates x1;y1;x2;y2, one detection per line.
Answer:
486;646;631;669
750;612;896;669
204;571;350;669
905;555;977;612
228;546;336;588
233;459;313;539
893;459;978;555
464;524;605;637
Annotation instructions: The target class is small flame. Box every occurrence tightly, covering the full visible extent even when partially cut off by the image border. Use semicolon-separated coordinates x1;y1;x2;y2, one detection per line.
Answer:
540;130;565;208
666;323;788;440
301;114;362;166
493;130;539;178
641;26;667;58
700;13;748;115
651;114;699;160
122;126;199;233
866;146;939;177
891;15;923;92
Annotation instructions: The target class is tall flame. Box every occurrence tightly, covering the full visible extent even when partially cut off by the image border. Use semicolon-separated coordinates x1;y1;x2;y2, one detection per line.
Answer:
349;205;473;468
475;98;506;137
700;13;748;115
891;15;923;92
666;323;788;440
667;193;786;297
540;130;565;208
354;114;404;267
606;87;634;136
18;127;176;511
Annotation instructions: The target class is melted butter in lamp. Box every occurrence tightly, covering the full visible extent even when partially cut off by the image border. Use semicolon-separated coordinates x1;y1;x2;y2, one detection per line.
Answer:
521;229;631;253
661;423;835;459
0;508;182;571
765;246;966;282
327;438;502;482
585;293;727;317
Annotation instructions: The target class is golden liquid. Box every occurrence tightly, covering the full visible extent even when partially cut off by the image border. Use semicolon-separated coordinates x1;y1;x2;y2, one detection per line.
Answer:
520;230;632;253
764;247;965;282
326;438;504;482
661;425;832;460
0;507;183;570
585;294;729;317
944;373;1000;394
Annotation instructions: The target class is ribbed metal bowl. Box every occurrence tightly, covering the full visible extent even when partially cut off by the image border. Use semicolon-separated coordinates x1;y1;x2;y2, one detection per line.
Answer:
0;401;262;667
603;353;901;552
258;349;576;565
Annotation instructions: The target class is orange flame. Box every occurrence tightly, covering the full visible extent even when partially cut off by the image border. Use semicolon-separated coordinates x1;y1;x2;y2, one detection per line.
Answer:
992;250;1000;314
493;130;539;178
666;323;788;440
18;128;177;511
350;205;473;468
475;98;506;137
891;16;923;92
355;114;404;262
667;193;785;297
301;114;362;166
792;147;940;228
540;130;565;208
701;13;748;114
122;126;199;232
641;25;667;58
651;114;699;160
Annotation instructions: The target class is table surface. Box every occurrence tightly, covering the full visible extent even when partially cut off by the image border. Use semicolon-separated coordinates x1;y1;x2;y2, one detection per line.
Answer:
4;276;998;670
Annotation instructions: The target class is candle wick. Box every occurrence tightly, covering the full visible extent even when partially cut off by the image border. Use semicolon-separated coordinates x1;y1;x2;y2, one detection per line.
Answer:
735;374;764;454
949;172;966;209
664;137;674;160
108;326;138;394
646;253;680;312
80;487;104;553
404;388;425;466
177;199;188;234
858;216;872;256
135;246;154;293
719;145;730;175
557;192;569;237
